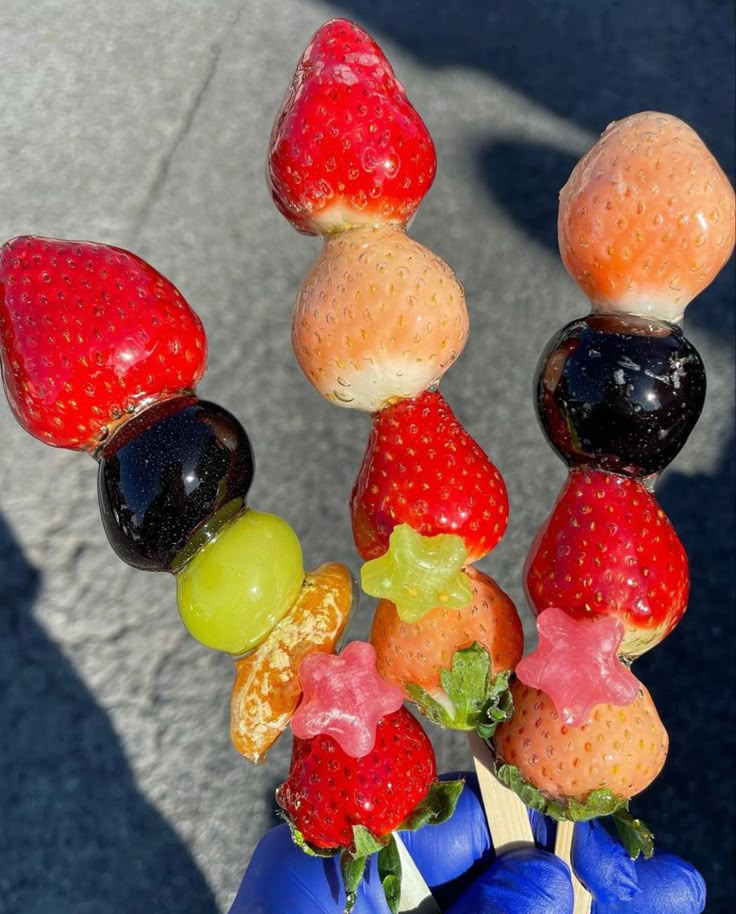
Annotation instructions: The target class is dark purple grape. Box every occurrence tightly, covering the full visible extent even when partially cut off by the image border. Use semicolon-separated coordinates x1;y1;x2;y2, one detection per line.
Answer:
97;397;254;571
535;313;706;477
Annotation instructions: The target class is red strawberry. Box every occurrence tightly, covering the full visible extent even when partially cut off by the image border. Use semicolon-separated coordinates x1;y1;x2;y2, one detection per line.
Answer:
276;641;463;911
276;641;462;913
351;389;508;563
494;679;668;816
0;236;207;451
268;19;436;235
524;468;689;658
278;704;436;850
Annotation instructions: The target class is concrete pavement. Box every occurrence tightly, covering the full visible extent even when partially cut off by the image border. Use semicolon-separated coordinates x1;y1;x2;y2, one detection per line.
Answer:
0;1;733;911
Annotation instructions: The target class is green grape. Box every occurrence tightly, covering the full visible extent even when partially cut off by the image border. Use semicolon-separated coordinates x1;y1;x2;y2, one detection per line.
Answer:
176;510;304;654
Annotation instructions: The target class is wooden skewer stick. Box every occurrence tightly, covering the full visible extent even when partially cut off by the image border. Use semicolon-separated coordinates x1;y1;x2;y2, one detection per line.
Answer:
467;731;535;851
394;833;441;914
554;820;593;914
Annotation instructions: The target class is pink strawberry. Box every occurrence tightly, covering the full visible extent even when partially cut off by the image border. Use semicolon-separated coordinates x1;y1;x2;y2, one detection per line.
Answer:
494;679;668;815
351;389;508;563
524;468;689;658
0;236;207;451
292;225;468;412
558;111;735;322
370;567;523;727
268;19;436;235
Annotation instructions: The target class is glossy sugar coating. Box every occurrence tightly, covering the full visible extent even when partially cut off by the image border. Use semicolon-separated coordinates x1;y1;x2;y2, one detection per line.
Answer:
277;705;436;850
352;389;508;562
371;566;523;701
176;509;304;654
230;562;354;764
98;397;254;572
558;112;735;322
495;681;668;806
292;225;468;412
290;641;404;757
360;523;473;622
268;19;436;235
515;608;639;727
0;235;207;450
524;468;689;658
536;313;706;477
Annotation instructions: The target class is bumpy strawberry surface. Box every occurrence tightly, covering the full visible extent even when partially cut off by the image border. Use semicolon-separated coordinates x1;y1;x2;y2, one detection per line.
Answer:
352;389;508;561
494;680;668;808
371;566;522;700
277;705;436;850
524;468;689;657
293;225;468;412
0;236;207;451
558;111;735;322
268;19;436;235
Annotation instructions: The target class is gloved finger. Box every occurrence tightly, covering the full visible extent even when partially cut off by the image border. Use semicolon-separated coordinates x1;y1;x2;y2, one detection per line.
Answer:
529;807;554;851
572;820;638;903
592;851;706;914
229;823;390;914
398;771;492;886
445;847;574;914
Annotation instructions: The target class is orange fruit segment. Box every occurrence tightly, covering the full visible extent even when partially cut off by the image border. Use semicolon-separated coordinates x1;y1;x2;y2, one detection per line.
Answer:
230;562;354;764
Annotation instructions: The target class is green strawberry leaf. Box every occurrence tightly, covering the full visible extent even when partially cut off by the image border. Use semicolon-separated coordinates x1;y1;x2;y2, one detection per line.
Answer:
398;778;464;832
405;644;514;733
377;835;402;914
351;824;388;857
613;807;655;860
495;763;551;814
566;789;622;821
405;681;455;729
340;852;368;914
439;643;493;727
495;763;625;822
476;669;514;739
282;815;339;858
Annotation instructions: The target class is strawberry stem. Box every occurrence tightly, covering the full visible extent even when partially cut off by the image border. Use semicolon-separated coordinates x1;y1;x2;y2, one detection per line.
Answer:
405;645;513;734
496;762;627;822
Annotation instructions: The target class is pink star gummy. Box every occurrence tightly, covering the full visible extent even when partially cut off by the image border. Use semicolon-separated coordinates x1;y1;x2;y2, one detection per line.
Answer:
516;607;639;726
291;641;405;757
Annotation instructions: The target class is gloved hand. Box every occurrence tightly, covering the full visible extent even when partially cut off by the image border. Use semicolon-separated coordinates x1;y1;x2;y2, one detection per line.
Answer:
230;773;705;914
573;818;706;914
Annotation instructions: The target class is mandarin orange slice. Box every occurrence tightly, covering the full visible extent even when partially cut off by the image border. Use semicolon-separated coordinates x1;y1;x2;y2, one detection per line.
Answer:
230;562;354;764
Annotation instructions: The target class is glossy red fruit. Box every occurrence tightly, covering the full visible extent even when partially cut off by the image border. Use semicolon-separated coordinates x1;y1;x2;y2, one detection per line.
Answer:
268;18;436;235
524;468;689;657
276;705;436;850
0;236;207;451
351;390;508;563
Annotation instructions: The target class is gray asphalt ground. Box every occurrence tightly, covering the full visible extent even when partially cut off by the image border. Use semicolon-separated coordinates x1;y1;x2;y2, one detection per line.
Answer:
0;2;733;912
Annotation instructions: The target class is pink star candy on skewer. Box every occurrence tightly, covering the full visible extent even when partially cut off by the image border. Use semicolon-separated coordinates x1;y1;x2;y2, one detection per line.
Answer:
291;641;405;757
516;607;639;726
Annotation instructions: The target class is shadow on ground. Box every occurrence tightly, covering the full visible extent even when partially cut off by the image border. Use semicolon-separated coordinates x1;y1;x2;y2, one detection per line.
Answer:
0;514;218;914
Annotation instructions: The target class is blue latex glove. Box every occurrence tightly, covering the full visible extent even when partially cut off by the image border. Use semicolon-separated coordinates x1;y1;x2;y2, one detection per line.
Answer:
230;773;705;914
573;820;706;914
